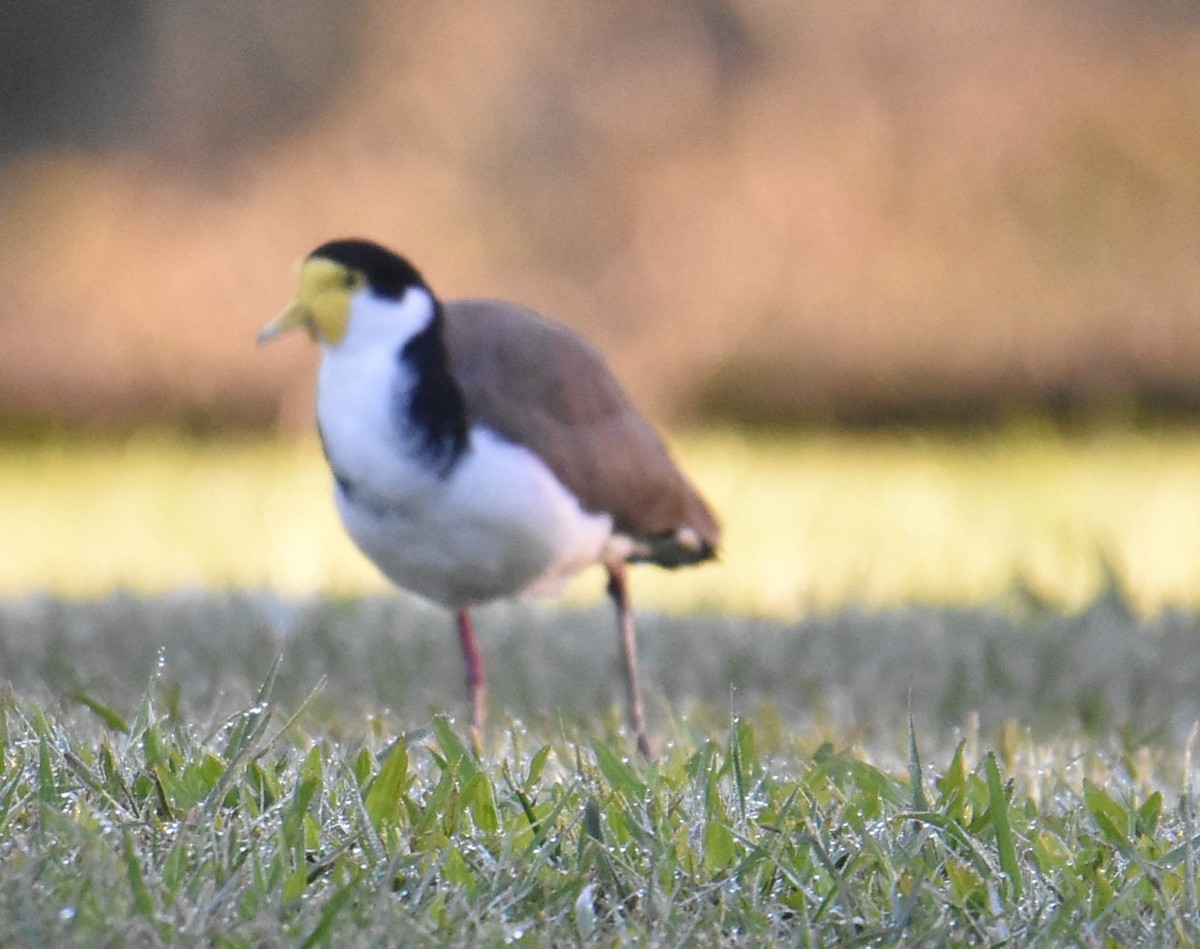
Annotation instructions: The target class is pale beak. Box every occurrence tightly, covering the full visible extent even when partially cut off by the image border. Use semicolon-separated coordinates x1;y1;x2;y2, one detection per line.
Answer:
257;301;314;345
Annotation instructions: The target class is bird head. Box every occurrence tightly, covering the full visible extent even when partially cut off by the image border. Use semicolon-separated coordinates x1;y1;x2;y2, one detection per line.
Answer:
258;239;428;348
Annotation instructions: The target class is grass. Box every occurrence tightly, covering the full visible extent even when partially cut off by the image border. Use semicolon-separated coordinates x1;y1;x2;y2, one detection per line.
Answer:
4;426;1200;613
5;689;1196;945
1;592;1200;943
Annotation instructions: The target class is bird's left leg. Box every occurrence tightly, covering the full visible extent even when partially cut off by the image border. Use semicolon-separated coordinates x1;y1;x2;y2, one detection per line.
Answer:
456;608;487;752
606;562;653;758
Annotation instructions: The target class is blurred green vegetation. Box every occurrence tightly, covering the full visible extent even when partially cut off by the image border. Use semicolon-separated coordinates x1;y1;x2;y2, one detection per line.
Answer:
3;427;1199;614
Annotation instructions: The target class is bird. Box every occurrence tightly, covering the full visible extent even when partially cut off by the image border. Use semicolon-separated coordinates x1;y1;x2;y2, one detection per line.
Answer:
258;238;719;755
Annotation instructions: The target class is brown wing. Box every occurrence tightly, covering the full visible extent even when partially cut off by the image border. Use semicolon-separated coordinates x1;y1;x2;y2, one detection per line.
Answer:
442;298;719;564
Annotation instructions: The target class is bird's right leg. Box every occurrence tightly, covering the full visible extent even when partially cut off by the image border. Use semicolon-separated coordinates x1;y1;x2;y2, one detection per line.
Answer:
606;562;653;758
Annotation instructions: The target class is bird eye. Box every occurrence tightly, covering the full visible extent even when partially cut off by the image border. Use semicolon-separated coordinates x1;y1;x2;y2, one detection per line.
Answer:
343;270;363;289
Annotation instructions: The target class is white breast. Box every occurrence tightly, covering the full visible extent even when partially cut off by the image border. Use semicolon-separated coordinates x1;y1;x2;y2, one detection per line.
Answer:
315;288;621;608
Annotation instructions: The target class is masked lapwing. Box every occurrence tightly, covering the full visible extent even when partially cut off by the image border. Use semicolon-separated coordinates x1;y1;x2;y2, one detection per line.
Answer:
258;238;719;755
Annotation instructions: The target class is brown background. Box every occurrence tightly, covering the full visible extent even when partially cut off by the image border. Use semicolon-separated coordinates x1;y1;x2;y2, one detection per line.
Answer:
2;1;1198;432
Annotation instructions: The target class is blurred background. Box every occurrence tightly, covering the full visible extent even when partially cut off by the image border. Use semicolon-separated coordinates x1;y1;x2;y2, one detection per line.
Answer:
3;0;1199;431
2;0;1200;611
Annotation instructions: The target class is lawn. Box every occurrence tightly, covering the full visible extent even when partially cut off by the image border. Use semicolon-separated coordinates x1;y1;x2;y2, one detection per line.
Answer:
2;428;1200;943
4;426;1200;612
2;594;1200;944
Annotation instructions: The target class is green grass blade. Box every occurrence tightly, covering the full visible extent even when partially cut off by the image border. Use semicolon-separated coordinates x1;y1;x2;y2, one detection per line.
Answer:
464;771;500;835
71;690;130;734
364;737;409;832
1083;778;1133;852
704;819;737;873
432;714;478;783
907;705;928;812
986;751;1022;901
591;737;645;798
525;744;551;790
730;716;755;821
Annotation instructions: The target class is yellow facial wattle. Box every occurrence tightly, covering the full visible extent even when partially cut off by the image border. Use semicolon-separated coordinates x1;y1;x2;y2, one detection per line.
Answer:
257;257;364;346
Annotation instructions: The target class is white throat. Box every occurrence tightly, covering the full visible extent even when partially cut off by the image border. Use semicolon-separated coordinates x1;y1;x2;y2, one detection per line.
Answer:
328;285;437;355
314;284;438;493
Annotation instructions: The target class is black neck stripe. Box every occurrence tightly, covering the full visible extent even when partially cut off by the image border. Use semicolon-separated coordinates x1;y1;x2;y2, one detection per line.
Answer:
395;302;468;477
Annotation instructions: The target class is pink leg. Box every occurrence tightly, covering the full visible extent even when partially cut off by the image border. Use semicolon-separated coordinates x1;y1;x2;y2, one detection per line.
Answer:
606;562;653;758
456;608;487;749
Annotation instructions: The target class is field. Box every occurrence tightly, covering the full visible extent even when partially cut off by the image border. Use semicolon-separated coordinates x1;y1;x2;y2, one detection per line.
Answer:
6;426;1200;612
2;429;1200;943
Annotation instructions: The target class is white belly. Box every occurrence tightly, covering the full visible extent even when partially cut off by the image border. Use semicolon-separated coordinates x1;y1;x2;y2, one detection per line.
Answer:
335;426;619;608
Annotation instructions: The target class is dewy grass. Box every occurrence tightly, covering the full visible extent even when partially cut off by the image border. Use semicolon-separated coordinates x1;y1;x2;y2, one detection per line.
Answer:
4;427;1200;612
1;593;1199;941
1;677;1197;945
